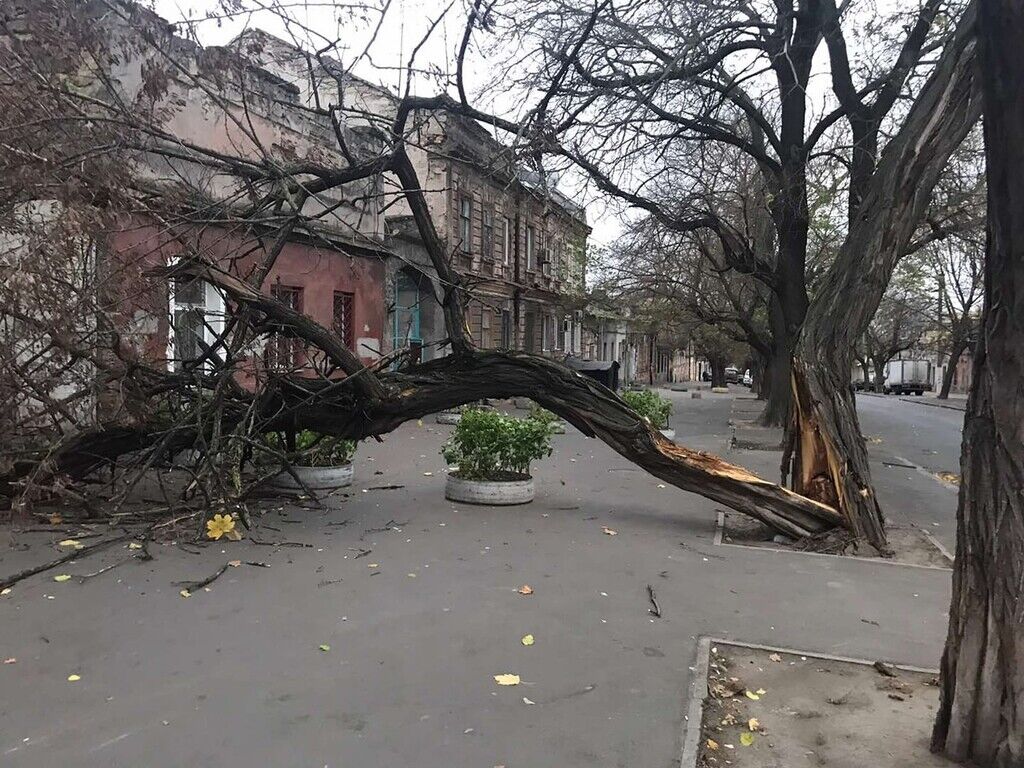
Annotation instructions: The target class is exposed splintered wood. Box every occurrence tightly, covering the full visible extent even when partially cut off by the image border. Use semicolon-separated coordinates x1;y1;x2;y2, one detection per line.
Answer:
787;3;980;551
932;1;1024;763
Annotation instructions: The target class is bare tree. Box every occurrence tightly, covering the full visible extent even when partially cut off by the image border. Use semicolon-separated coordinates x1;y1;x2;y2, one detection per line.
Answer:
931;0;1024;760
0;0;845;541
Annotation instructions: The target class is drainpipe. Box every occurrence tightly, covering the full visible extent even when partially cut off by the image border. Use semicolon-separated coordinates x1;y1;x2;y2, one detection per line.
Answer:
513;188;522;349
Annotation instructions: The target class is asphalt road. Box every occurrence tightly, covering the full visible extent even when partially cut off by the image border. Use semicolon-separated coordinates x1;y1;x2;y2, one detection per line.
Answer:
856;393;966;476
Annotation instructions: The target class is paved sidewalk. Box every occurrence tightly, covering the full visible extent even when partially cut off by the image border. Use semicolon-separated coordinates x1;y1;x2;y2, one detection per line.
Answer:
0;393;956;767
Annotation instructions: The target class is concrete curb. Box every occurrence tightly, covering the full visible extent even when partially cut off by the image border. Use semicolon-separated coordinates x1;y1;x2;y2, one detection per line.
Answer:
859;391;967;412
679;637;940;767
713;512;953;571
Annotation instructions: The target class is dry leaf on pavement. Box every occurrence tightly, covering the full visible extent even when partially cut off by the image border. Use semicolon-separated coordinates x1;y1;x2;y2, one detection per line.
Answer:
740;732;755;746
517;585;533;595
602;526;617;536
521;634;534;646
493;674;520;686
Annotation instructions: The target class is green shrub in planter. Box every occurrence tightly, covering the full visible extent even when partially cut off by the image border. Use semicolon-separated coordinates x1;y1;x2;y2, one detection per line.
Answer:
442;408;553;480
262;430;357;467
528;405;565;432
621;390;672;429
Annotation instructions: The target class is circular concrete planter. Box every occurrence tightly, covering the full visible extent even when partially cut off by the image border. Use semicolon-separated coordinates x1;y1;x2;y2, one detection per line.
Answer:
268;463;354;491
435;410;462;425
445;473;535;505
659;428;676;439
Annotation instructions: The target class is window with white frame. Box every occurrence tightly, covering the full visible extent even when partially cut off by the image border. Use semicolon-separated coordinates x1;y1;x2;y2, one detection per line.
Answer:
459;197;473;253
168;276;225;371
502;217;513;264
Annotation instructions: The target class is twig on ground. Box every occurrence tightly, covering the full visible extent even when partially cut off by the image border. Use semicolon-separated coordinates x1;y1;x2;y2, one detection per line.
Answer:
0;534;130;590
250;538;312;547
77;558;132;582
317;578;343;588
175;562;231;591
646;583;662;618
874;660;898;677
349;547;372;559
366;484;405;491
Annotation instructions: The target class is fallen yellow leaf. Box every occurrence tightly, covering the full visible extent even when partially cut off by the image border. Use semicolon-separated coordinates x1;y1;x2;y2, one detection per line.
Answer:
517;585;533;595
179;589;191;598
53;574;71;583
128;542;143;550
740;732;755;746
67;674;81;682
493;674;520;686
368;563;379;568
1;588;11;596
521;634;535;646
745;690;760;701
706;738;720;751
748;717;760;731
319;644;331;652
58;539;83;550
205;514;237;541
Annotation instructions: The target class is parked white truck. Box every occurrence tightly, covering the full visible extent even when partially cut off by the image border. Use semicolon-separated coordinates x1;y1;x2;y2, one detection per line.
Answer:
882;359;932;395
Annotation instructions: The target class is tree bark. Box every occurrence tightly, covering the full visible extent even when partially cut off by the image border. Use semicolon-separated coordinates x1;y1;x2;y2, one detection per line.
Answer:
938;335;968;399
709;356;726;388
932;1;1024;761
13;350;845;540
788;7;980;549
759;338;793;425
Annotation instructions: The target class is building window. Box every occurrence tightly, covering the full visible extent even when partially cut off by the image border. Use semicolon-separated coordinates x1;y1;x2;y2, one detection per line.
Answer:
459;197;473;253
503;217;513;264
267;284;303;370
481;206;494;258
169;276;224;371
500;309;513;349
333;291;354;349
526;225;535;270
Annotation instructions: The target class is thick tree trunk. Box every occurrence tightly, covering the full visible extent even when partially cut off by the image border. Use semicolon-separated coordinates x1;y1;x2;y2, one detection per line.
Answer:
12;351;845;540
933;2;1024;761
871;355;888;393
759;339;793;425
859;360;871;387
938;336;968;399
709;356;726;388
788;7;980;549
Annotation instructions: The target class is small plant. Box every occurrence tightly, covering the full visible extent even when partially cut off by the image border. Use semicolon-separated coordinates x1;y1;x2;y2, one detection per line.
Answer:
528;404;562;429
622;390;672;429
442;408;553;480
262;430;357;467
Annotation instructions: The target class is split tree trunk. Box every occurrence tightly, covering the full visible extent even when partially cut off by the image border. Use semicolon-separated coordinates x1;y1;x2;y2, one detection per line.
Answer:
932;2;1024;761
787;7;980;550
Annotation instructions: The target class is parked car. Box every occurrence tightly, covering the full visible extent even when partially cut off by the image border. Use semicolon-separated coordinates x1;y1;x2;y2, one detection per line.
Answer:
882;359;932;396
742;370;753;387
724;366;740;384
